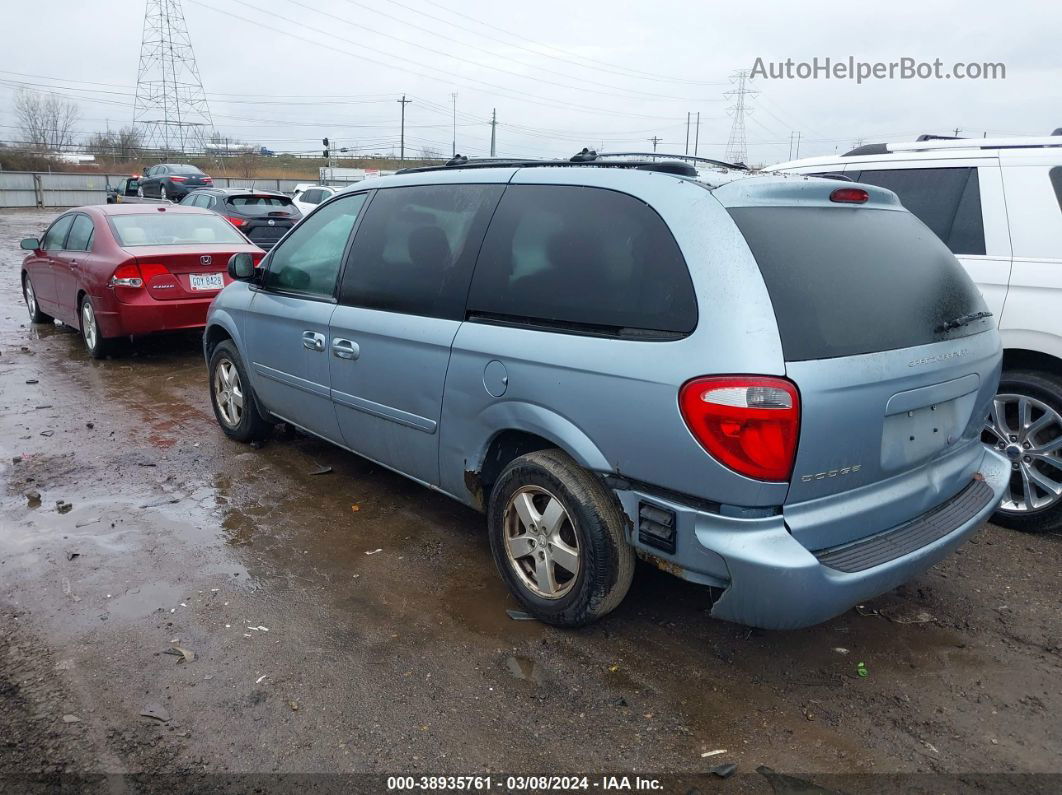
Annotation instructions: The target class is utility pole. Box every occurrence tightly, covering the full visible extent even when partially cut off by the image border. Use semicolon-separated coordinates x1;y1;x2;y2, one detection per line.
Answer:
685;112;691;155
694;112;700;156
490;108;497;157
953;127;961;137
794;131;801;159
451;92;458;157
648;135;662;154
397;94;412;161
724;69;757;165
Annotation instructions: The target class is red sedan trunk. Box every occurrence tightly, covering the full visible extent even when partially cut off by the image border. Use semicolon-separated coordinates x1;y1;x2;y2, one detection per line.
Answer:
21;204;263;342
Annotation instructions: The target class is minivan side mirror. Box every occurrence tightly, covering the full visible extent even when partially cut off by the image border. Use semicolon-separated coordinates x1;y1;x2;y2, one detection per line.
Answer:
228;252;255;281
20;238;40;250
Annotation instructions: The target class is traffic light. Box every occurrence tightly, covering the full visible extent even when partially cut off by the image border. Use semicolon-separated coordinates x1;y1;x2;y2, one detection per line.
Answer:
323;137;330;159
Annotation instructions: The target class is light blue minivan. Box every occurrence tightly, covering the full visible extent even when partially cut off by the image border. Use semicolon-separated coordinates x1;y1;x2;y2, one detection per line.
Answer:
204;154;1008;629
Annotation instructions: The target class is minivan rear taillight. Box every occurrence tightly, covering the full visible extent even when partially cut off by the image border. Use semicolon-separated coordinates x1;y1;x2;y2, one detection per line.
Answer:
679;376;800;481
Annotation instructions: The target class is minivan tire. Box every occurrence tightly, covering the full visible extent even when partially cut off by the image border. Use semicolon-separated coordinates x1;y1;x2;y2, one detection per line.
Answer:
988;369;1062;533
487;449;635;626
208;341;272;443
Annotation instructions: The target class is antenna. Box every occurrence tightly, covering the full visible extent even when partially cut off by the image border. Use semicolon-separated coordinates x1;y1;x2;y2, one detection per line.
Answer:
724;69;756;166
133;0;215;156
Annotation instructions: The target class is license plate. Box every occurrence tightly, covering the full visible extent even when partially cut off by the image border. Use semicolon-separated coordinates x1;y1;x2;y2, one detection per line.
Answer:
190;272;224;291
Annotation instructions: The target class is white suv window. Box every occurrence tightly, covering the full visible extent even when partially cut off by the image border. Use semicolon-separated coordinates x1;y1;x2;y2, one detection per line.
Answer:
851;167;986;255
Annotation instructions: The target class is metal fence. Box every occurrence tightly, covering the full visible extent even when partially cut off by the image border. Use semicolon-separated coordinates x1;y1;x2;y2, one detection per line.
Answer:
0;171;350;208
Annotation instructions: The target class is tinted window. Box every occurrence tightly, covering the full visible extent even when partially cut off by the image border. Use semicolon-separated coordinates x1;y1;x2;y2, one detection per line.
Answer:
264;193;367;297
468;185;696;335
301;189;323;205
170;164;205;175
729;206;991;361
1050;167;1062;214
339;184;503;319
65;214;94;251
111;213;246;246
227;195;292;208
852;167;986;255
42;215;74;251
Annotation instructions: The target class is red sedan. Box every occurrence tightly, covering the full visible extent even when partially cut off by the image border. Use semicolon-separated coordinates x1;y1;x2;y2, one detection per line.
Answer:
19;204;264;358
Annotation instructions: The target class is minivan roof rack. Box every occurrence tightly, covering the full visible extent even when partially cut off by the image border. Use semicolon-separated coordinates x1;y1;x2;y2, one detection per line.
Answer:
397;149;747;176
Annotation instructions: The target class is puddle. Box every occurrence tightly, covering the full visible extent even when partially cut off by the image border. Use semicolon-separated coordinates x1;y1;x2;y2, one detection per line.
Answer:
505;655;545;685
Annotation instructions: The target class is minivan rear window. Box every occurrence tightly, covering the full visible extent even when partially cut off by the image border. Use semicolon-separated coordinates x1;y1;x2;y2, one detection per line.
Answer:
729;206;990;361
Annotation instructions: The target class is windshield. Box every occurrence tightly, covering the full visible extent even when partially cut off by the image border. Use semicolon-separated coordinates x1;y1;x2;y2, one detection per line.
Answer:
111;213;247;246
729;206;991;361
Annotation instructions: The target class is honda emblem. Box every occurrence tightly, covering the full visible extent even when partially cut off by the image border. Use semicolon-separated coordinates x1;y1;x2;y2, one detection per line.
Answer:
200;255;212;265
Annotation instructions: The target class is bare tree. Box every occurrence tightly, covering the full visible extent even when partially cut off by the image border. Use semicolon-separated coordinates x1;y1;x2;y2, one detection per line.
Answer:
86;127;144;163
419;145;442;161
14;89;80;151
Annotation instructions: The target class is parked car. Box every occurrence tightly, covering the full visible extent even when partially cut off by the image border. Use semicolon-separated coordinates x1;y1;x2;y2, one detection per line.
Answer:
766;133;1062;533
180;188;301;251
20;204;263;358
291;184;341;216
106;175;141;203
137;163;213;201
203;156;1008;629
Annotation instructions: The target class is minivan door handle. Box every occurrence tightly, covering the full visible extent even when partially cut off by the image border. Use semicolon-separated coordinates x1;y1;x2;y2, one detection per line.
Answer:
302;331;325;352
331;338;360;360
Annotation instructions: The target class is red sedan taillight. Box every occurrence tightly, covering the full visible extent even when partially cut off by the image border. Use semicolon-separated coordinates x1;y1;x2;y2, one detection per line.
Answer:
679;376;801;482
110;263;171;296
169;175;188;182
225;216;249;228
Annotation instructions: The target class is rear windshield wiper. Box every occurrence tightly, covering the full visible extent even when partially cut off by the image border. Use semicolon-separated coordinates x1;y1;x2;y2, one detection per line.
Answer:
936;310;993;332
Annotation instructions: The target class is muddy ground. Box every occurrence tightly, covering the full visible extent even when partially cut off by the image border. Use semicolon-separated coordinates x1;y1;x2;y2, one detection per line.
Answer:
1;208;1060;793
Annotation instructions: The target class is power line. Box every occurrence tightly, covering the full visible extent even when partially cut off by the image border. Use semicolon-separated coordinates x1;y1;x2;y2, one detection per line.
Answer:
287;0;713;104
404;0;723;86
187;0;699;122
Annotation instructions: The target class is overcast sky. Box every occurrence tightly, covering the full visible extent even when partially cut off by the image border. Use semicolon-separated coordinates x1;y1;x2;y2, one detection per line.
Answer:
1;0;1059;165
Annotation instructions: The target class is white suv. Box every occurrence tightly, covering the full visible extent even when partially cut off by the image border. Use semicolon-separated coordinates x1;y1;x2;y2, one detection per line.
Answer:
768;134;1062;532
291;184;341;217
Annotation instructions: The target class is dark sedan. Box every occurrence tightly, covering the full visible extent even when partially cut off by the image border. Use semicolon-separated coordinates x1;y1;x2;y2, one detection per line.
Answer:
180;188;301;251
137;164;213;201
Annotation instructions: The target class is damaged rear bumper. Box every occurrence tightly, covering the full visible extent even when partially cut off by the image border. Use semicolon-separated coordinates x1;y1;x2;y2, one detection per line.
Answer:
614;446;1008;630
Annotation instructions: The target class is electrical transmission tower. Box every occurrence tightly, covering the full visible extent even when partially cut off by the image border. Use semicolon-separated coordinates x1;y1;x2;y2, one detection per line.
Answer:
133;0;214;155
724;69;757;166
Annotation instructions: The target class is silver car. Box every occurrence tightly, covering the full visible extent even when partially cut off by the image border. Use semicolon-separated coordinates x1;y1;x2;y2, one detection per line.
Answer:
203;155;1009;629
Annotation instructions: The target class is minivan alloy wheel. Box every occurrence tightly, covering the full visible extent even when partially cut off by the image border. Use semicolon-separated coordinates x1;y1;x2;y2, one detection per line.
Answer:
503;486;581;599
213;359;245;428
984;393;1062;512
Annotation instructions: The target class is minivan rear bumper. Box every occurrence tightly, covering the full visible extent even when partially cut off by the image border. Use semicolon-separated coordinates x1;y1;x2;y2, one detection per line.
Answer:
615;446;1008;630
